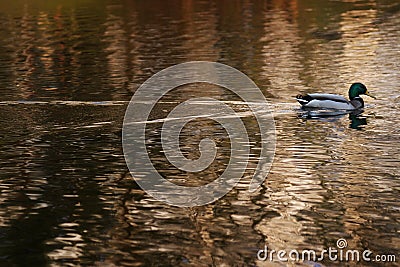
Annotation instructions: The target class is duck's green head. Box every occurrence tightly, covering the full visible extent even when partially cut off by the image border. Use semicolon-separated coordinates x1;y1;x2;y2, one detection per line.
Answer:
349;82;376;100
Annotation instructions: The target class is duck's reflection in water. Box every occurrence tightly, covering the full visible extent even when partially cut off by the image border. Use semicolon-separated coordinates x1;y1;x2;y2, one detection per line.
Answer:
348;110;368;130
297;108;369;129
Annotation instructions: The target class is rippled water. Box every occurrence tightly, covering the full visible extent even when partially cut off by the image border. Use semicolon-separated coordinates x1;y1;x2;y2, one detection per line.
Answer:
0;0;399;266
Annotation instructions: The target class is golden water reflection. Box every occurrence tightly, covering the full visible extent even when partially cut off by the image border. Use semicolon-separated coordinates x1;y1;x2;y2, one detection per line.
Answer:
0;0;399;266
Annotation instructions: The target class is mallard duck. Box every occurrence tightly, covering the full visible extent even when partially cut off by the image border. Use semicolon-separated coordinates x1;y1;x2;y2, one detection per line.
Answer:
296;82;376;110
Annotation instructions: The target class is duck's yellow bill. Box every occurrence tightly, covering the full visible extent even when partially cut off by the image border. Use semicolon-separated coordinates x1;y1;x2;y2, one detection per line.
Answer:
365;91;376;99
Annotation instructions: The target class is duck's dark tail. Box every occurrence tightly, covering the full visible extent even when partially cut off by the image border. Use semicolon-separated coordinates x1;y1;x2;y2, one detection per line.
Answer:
296;94;312;106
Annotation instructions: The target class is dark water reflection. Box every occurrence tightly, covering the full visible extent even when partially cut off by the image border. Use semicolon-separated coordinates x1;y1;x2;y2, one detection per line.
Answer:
0;0;399;266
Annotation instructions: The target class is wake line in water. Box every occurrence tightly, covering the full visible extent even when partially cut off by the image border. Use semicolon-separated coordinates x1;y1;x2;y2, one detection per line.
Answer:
0;100;130;106
0;100;307;118
0;100;297;108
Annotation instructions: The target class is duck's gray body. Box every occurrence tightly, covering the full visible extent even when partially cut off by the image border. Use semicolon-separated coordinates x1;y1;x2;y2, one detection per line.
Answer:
296;93;364;110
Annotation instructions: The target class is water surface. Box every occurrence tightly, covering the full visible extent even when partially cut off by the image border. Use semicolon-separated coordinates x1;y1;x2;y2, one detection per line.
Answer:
0;0;399;266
